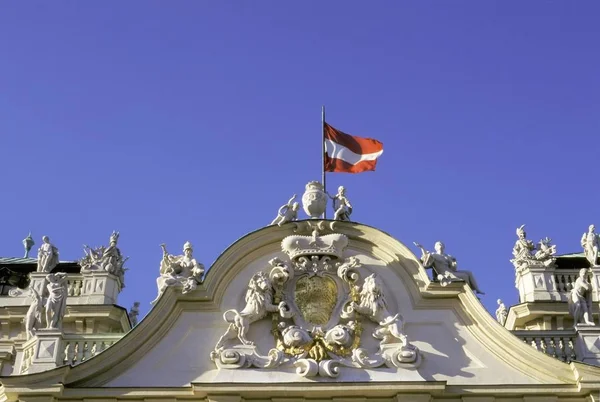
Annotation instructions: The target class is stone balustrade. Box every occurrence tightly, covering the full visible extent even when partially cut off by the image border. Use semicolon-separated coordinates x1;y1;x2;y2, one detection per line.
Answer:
19;340;36;374
16;331;124;374
512;330;578;362
516;266;600;303
62;334;121;366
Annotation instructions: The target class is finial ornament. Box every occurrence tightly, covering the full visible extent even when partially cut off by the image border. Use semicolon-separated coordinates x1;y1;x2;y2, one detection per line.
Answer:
413;241;484;294
301;181;328;219
581;224;599;267
22;232;35;258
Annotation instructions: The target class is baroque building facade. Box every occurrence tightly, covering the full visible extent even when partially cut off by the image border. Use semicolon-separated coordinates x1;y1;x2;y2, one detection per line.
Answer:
1;184;600;401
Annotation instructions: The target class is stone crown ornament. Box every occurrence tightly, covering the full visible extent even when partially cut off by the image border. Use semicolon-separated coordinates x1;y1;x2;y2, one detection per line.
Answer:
281;231;348;260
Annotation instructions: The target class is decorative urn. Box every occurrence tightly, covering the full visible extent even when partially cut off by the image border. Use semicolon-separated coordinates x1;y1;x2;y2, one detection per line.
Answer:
301;181;328;218
22;232;35;258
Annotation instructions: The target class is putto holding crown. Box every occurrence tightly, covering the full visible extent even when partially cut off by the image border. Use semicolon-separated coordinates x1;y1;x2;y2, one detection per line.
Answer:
154;241;205;302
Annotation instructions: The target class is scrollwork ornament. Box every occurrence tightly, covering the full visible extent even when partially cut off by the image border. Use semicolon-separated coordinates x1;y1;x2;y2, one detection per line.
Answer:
211;228;421;377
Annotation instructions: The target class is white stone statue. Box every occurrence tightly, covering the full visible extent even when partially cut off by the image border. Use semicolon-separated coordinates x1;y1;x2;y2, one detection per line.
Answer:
214;271;288;351
568;268;595;326
45;272;68;329
128;302;140;327
80;232;128;286
534;237;557;262
352;274;409;346
155;242;205;300
330;186;352;221
414;241;484;294
495;299;507;326
511;225;536;267
101;231;125;274
581;224;599;266
511;225;556;269
302;181;328;218
270;194;299;226
25;289;43;340
36;236;59;273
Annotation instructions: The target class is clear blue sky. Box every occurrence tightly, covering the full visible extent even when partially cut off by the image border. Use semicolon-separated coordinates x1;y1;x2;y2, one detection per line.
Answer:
1;1;599;318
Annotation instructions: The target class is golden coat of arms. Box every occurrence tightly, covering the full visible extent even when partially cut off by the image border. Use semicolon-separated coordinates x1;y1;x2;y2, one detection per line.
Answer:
211;223;420;378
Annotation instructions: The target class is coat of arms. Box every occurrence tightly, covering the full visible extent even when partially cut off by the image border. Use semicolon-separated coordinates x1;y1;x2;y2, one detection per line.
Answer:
210;223;421;377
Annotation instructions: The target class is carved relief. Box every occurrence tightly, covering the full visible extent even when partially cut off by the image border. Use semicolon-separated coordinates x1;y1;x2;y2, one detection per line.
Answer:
211;224;421;377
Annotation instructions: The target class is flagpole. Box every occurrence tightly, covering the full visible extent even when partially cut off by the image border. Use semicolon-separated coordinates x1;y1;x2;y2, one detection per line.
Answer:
321;105;327;219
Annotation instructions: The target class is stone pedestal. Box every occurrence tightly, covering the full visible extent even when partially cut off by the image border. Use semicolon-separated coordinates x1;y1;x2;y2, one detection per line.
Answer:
80;270;122;304
515;264;559;303
28;272;49;297
25;329;64;374
574;325;600;366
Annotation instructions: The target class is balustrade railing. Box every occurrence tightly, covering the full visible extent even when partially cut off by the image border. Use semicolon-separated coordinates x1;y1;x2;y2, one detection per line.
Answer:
67;277;84;297
512;330;578;362
62;334;122;366
19;342;36;374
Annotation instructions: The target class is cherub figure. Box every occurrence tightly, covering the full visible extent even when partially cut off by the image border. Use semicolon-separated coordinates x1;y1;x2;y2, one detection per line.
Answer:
270;194;299;226
330;186;353;221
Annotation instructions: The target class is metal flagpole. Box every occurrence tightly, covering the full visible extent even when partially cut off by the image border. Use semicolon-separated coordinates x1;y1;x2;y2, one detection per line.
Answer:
321;105;327;219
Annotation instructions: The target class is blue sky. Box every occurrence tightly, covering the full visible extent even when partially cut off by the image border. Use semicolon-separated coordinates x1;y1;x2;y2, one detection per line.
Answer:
1;1;599;318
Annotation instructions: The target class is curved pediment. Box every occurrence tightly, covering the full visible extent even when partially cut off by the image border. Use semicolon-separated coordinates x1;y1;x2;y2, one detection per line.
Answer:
2;221;583;391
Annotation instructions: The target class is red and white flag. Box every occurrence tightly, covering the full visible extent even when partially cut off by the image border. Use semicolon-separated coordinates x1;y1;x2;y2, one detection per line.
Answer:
324;123;384;173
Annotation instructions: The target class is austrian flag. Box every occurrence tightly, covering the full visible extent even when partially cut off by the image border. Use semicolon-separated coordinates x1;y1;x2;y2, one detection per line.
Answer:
324;123;384;173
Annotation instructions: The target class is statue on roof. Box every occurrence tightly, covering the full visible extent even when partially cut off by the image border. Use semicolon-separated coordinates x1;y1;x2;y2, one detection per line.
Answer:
101;231;128;281
270;194;299;226
302;181;328;218
330;186;353;221
129;301;140;327
36;236;59;273
414;241;484;294
23;232;35;258
495;299;507;326
568;268;595;326
80;231;128;285
45;272;68;329
154;241;205;302
581;224;599;267
510;225;556;270
25;289;43;340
